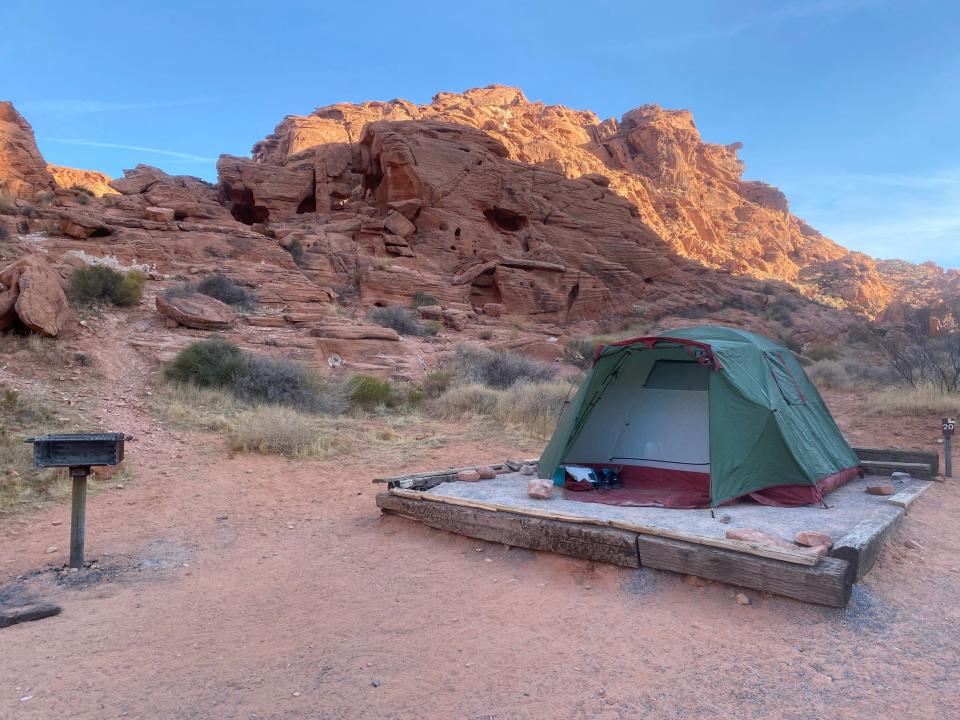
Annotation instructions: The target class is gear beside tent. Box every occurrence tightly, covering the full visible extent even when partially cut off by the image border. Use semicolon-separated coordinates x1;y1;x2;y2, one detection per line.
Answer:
539;326;861;508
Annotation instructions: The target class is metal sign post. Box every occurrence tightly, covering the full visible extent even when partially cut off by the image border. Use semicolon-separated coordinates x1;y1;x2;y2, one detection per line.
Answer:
942;417;955;478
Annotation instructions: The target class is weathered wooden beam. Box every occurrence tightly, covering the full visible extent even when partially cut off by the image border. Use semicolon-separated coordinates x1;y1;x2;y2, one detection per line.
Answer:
859;460;932;480
378;492;851;605
885;482;933;512
635;535;852;607
389;488;822;565
853;446;939;477
0;601;61;628
377;492;640;568
830;510;905;582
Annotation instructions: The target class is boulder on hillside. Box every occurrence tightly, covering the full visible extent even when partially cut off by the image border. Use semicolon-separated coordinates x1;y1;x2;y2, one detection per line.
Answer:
155;293;235;330
59;210;112;239
0;255;69;337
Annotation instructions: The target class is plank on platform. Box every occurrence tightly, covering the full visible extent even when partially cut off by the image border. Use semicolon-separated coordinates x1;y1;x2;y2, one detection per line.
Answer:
377;492;640;568
860;460;932;480
636;535;852;607
853;446;939;478
830;510;905;582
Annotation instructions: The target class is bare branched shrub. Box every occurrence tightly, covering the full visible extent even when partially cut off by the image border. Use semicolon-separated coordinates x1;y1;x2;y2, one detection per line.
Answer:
452;344;555;389
369;305;437;337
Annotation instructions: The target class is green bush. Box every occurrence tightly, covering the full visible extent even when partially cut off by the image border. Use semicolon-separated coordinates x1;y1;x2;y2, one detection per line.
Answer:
69;266;145;306
196;274;258;310
413;292;439;307
347;375;398;410
370;305;437;337
806;343;841;362
452;344;555;389
165;338;246;388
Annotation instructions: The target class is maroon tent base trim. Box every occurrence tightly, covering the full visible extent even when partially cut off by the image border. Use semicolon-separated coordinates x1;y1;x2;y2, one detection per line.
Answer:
562;463;862;509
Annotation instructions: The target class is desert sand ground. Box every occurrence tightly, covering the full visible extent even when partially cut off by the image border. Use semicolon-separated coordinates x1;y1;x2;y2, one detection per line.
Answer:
1;343;959;720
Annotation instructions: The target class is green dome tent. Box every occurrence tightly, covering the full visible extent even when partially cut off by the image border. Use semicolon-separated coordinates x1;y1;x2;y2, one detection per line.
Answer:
539;326;861;508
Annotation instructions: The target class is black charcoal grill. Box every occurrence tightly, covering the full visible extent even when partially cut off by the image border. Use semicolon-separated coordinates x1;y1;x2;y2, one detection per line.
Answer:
25;432;133;568
26;432;131;469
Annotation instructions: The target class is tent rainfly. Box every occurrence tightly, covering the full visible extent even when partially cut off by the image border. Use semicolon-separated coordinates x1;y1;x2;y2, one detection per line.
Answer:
539;326;861;509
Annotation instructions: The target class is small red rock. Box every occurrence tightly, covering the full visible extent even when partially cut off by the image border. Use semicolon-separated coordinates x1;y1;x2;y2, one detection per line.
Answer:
866;484;896;496
476;466;497;479
736;593;751;606
527;478;553;499
794;531;833;548
456;470;481;482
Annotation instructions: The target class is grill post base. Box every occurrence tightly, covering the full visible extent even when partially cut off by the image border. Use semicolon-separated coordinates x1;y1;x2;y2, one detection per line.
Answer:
69;466;90;569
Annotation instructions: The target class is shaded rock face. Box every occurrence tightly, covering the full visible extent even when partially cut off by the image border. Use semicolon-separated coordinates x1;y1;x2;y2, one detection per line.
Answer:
241;86;893;315
0;102;56;200
0;255;69;337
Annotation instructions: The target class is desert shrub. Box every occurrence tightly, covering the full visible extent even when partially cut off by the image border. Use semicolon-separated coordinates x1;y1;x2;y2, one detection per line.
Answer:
347;374;399;410
233;355;346;414
18;205;36;218
69;265;144;306
777;332;803;353
806;360;850;389
163;281;197;300
864;385;960;416
70;184;94;196
76;193;90;205
0;225;8;241
196;274;257;310
806;343;841;362
452;344;555;388
0;195;13;213
287;238;304;265
229;406;321;457
165;338;245;388
421;369;454;399
564;337;599;369
73;351;95;367
413;292;439;307
37;191;55;205
432;380;572;438
432;383;501;418
370;305;437;337
477;329;494;341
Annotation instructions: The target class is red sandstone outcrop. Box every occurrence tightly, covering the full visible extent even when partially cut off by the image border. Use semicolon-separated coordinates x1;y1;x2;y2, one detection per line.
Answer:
48;165;119;197
243;86;896;315
0;102;56;200
0;255;69;336
156;293;235;330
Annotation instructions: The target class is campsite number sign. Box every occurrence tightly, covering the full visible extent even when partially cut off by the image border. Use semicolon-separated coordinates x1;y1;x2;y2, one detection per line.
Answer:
942;418;956;437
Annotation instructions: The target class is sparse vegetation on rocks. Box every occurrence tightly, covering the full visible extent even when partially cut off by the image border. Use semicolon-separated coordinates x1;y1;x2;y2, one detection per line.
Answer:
69;265;145;307
370;305;438;337
164;274;258;311
413;292;439;307
433;380;572;438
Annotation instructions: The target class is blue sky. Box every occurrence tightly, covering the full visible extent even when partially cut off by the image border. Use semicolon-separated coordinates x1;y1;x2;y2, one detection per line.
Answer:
4;0;958;266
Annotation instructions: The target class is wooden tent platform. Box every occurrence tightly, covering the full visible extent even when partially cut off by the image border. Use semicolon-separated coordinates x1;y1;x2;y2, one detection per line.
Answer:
375;448;937;607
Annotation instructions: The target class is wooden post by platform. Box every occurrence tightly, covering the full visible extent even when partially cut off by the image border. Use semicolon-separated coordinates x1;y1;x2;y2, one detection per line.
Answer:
69;466;90;569
942;418;955;478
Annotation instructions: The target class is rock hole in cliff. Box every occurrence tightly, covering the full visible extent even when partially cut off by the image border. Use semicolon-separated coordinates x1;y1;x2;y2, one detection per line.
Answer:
454;227;461;238
469;269;502;307
296;193;316;214
89;227;112;238
228;187;270;225
484;207;527;233
644;277;654;285
566;282;580;314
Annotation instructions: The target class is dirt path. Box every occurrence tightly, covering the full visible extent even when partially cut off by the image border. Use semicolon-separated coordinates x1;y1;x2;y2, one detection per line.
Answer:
1;361;959;718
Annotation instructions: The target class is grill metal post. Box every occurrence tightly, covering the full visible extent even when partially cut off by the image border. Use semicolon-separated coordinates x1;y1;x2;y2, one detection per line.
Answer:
69;466;90;569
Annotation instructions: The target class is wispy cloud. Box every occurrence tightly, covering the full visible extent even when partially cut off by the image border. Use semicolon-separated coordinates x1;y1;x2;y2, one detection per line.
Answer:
40;137;215;163
20;97;214;117
646;0;886;49
788;168;960;267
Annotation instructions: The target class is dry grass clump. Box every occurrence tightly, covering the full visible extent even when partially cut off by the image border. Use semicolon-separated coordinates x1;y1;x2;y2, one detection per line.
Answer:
432;380;572;439
229;406;346;458
0;387;67;512
864;386;960;416
452;344;555;388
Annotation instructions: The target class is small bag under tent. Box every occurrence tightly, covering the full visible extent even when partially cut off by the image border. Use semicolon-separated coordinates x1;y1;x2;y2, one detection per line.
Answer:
539;326;861;509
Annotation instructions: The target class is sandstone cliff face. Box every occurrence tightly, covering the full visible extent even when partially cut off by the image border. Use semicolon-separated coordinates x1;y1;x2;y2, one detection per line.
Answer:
48;164;119;197
0;102;55;200
244;85;893;314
